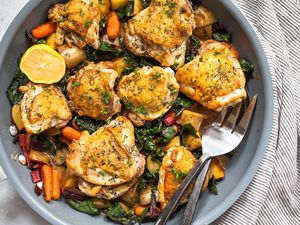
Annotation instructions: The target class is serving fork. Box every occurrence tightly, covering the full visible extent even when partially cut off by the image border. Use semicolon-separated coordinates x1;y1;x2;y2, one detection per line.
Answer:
155;95;258;225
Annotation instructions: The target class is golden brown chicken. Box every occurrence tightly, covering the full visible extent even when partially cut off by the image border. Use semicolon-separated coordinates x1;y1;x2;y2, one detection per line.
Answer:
122;0;195;67
158;146;196;209
117;66;180;125
48;0;102;49
66;116;145;190
175;40;247;111
20;83;72;134
67;62;122;120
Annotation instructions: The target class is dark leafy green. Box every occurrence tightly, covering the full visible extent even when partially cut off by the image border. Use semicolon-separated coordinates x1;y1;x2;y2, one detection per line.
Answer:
121;52;159;76
208;178;218;195
117;0;134;22
135;120;166;162
180;124;199;147
212;32;232;42
239;57;254;79
84;41;122;61
172;93;195;116
161;126;177;143
30;133;54;152
185;36;200;63
73;116;105;134
142;0;151;8
171;167;187;181
106;202;135;225
66;199;100;215
6;61;29;105
56;74;68;93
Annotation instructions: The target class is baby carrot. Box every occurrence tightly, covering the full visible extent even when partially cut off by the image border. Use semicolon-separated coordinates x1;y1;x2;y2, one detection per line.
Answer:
31;22;57;39
106;12;121;40
62;126;81;141
51;169;61;200
134;204;147;216
41;165;53;202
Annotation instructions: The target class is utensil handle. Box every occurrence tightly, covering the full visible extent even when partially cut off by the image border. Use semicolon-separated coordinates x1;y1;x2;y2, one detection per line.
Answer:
155;154;210;225
180;158;212;225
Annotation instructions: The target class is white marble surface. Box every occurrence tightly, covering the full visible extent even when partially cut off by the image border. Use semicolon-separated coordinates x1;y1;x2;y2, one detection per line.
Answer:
0;0;49;224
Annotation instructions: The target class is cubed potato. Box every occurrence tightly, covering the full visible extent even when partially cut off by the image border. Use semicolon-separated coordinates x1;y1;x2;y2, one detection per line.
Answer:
132;0;143;16
177;110;204;131
210;157;225;180
146;155;160;175
46;33;57;49
110;0;129;10
194;5;216;28
201;169;213;192
11;104;24;131
99;0;110;16
184;131;202;151
163;136;181;152
193;25;212;41
120;183;139;207
113;57;128;76
29;150;50;164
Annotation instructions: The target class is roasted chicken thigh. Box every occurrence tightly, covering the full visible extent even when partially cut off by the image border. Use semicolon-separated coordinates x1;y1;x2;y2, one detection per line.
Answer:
175;40;247;111
20;83;72;134
122;0;195;67
66;116;145;188
67;62;122;120
48;0;101;49
117;66;180;125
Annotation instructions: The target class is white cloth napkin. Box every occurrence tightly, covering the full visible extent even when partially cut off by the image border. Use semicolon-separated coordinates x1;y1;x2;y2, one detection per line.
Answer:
215;0;300;224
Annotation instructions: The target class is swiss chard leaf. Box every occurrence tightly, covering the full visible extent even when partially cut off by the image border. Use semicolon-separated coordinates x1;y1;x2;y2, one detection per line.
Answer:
180;124;199;147
74;116;105;134
66;199;100;215
185;36;200;63
172;94;195;116
106;202;135;225
6;61;29;105
239;57;254;79
208;178;218;195
84;42;123;62
117;0;134;22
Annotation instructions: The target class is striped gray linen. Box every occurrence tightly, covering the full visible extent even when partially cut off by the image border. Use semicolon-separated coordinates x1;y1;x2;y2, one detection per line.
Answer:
214;0;300;224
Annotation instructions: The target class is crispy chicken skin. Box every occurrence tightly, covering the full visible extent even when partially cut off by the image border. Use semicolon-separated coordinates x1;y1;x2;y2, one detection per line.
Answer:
117;66;180;125
175;40;247;111
66;116;145;187
67;62;122;120
122;0;195;67
158;146;196;209
48;0;101;49
78;178;136;199
20;83;72;134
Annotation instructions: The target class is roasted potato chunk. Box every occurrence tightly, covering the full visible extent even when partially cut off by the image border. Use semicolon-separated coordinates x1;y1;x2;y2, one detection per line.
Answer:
177;110;204;130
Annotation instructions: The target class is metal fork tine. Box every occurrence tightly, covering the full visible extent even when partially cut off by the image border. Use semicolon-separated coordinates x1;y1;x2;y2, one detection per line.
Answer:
219;108;230;127
235;95;258;135
221;102;243;130
231;102;243;133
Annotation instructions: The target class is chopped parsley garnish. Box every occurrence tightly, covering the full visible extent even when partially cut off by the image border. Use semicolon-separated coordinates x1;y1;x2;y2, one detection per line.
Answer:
101;109;109;115
80;8;85;16
171;167;187;181
150;72;162;81
84;19;91;28
72;82;81;88
101;90;111;104
149;83;155;90
136;106;149;115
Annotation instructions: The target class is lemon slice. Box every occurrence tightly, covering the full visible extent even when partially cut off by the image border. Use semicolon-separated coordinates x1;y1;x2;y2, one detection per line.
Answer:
20;44;66;84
